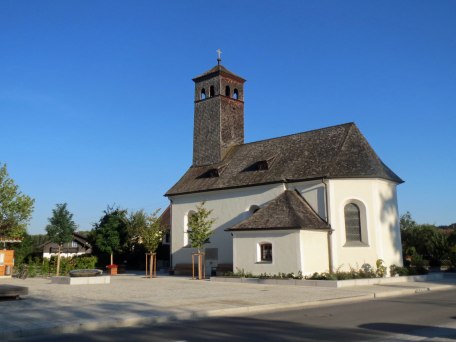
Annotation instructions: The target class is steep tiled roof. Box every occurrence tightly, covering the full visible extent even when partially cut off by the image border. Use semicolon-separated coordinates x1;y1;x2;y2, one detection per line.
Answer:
192;64;246;82
166;123;403;196
227;190;330;231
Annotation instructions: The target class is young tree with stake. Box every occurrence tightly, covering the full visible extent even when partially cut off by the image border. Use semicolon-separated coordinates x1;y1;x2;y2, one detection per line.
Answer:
131;209;166;278
188;202;215;279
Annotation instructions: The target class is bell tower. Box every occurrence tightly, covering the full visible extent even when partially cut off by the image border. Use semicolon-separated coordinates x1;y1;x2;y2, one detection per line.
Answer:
192;53;246;166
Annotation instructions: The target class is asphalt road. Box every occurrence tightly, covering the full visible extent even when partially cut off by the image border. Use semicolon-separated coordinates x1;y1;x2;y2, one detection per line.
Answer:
11;289;456;341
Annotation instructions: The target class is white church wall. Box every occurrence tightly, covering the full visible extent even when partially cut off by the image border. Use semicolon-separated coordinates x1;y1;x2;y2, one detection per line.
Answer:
300;230;330;275
377;181;403;268
232;230;301;274
328;178;403;272
170;183;285;267
292;180;327;221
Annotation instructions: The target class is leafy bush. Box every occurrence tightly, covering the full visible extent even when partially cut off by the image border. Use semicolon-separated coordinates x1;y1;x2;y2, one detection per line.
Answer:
389;264;428;276
306;260;387;280
375;259;387;278
223;268;255;278
390;265;409;276
17;255;98;277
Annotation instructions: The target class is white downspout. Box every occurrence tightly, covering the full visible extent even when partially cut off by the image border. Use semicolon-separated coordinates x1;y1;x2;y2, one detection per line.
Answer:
323;179;335;274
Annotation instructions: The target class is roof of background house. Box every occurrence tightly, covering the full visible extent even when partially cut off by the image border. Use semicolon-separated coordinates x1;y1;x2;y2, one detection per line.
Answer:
166;122;403;196
159;205;171;231
227;190;330;231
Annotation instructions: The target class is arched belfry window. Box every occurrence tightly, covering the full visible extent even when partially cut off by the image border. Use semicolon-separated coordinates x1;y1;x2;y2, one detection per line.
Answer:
210;85;215;97
225;85;231;97
200;88;206;100
344;203;361;242
233;89;239;100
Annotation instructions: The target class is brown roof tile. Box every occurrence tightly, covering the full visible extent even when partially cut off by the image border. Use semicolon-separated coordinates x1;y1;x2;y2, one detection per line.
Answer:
227;190;330;231
166;123;403;196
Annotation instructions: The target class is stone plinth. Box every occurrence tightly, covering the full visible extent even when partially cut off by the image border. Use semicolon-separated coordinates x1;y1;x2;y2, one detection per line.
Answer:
51;276;110;285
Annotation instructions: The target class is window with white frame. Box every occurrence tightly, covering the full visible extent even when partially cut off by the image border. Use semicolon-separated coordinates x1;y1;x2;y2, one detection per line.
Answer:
258;242;272;262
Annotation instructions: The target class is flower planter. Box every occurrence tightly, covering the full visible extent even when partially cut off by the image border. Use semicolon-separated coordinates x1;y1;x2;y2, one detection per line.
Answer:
106;265;118;275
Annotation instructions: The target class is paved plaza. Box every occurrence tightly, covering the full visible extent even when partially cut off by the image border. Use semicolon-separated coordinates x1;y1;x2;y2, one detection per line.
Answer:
1;272;455;339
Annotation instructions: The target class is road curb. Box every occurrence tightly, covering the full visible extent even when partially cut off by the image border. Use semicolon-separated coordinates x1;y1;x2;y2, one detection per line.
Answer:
373;284;456;298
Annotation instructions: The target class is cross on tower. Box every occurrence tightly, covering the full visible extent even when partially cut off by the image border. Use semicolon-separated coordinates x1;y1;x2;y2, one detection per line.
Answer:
216;48;222;64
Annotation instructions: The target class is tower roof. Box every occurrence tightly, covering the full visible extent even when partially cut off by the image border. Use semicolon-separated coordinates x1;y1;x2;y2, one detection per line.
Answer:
192;64;246;83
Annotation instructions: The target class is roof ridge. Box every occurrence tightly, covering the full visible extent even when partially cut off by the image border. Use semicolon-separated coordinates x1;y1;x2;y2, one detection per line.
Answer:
327;123;355;176
242;122;355;147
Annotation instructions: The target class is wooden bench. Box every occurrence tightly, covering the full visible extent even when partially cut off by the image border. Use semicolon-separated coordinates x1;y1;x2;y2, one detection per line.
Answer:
216;264;233;276
173;264;197;276
0;285;28;299
173;263;233;276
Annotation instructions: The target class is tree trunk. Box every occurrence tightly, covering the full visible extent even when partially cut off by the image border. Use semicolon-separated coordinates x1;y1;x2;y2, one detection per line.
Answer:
110;253;113;265
56;245;61;276
149;253;153;278
198;253;203;280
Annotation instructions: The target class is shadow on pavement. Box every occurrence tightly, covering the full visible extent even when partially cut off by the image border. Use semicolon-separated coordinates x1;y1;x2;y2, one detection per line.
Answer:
12;316;389;342
360;322;456;339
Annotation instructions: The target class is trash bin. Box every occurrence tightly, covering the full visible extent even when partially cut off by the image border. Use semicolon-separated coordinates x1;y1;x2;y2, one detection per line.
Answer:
5;265;11;276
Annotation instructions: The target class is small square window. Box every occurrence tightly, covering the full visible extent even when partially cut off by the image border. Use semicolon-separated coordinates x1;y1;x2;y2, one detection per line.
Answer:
260;243;272;262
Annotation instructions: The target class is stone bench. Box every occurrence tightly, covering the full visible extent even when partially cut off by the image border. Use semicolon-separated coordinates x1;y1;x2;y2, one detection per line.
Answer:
0;285;28;299
51;276;110;285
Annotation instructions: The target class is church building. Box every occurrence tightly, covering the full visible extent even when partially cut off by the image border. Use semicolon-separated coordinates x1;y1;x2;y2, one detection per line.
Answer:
166;59;404;276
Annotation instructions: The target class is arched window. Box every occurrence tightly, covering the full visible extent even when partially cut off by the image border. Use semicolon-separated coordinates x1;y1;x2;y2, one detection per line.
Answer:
200;88;206;100
225;85;231;97
259;243;272;262
344;203;361;242
210;85;215;97
233;89;239;100
184;210;196;246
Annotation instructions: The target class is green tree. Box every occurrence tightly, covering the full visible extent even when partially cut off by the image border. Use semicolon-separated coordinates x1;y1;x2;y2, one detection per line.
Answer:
0;163;35;239
136;209;165;254
130;209;166;277
400;211;417;231
188;202;215;280
93;206;128;265
12;233;47;265
188;202;215;253
46;203;78;276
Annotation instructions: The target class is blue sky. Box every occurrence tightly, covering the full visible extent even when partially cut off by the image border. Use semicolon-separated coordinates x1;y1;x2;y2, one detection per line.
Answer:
1;1;455;234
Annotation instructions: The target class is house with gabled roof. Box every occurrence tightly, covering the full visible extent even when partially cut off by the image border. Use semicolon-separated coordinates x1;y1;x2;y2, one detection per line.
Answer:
42;232;92;259
166;60;403;276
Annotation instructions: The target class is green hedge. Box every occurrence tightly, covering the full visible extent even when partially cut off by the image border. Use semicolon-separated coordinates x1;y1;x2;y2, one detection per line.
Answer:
19;255;98;277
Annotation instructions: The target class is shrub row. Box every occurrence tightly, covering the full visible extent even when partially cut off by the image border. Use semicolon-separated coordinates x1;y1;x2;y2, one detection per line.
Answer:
17;255;98;277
